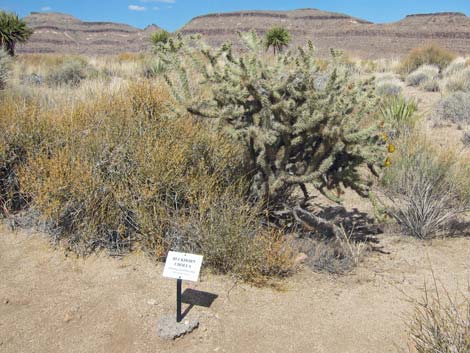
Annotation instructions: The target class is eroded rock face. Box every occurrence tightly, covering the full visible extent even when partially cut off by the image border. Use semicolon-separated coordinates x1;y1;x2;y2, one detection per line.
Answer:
180;9;470;58
17;9;470;58
18;12;161;55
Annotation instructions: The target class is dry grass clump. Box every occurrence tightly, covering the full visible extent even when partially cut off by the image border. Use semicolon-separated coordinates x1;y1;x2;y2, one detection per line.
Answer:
381;134;470;239
0;77;295;283
407;281;470;353
303;225;368;274
398;44;456;75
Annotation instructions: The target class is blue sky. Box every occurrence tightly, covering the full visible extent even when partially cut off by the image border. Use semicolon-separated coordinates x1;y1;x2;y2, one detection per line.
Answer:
1;0;470;31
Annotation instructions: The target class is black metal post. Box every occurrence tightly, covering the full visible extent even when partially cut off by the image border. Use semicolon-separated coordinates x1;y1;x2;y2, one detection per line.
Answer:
176;278;182;322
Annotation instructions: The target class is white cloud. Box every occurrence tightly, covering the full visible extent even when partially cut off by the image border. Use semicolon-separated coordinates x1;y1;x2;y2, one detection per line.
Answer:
140;0;175;3
41;6;52;11
128;4;147;11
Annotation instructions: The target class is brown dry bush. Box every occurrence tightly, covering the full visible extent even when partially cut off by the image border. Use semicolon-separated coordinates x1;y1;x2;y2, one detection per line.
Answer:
398;44;456;75
0;80;295;283
407;281;470;353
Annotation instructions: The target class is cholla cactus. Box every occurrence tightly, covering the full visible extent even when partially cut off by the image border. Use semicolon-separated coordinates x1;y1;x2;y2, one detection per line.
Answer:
159;32;386;232
0;48;11;89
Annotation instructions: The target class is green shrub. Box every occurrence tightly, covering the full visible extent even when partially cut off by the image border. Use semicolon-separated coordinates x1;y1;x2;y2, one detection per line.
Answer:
0;47;11;89
406;65;439;87
46;58;89;86
398;44;456;74
434;92;470;126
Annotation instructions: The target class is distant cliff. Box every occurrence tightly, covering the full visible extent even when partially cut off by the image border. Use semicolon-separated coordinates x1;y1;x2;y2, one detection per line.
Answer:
17;9;470;58
18;12;160;54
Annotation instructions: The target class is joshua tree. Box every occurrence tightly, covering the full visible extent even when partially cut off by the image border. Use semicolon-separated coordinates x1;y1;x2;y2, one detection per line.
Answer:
151;30;171;49
264;26;291;54
0;11;33;56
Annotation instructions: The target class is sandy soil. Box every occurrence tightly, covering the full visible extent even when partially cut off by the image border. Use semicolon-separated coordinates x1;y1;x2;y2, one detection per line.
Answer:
1;224;469;353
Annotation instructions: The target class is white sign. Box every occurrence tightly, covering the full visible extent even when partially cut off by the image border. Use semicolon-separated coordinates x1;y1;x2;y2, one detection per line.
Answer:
163;251;203;282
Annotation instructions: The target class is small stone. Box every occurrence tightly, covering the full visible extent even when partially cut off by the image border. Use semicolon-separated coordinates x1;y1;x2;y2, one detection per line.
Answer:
147;299;158;306
294;253;308;266
156;316;199;340
214;347;220;352
64;313;73;323
3;298;9;305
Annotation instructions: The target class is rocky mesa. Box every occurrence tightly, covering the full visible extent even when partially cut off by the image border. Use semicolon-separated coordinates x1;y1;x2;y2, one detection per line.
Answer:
17;9;470;58
18;12;160;55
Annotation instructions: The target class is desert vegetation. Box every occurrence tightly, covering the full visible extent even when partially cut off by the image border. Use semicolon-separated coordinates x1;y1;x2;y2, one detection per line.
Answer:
1;30;469;276
0;13;469;349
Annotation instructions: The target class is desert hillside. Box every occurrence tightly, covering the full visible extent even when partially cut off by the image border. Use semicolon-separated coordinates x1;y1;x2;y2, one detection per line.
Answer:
17;9;470;57
18;12;160;54
181;9;470;57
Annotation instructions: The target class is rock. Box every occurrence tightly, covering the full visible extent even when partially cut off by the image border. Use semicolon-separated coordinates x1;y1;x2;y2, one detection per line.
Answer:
294;252;308;266
63;313;73;323
156;316;199;340
147;299;158;306
3;298;9;305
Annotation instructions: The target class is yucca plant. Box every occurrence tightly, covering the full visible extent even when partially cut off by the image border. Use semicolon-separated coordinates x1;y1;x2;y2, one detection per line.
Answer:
380;96;419;137
0;11;33;56
264;26;291;54
150;30;171;50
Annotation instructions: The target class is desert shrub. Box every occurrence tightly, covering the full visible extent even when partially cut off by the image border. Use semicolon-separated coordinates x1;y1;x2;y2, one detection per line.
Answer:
0;47;11;89
127;79;172;119
407;282;470;353
421;79;440;92
462;131;470;147
0;94;58;215
443;57;468;77
406;65;439;87
46;58;89;86
433;92;470;126
376;77;403;97
398;45;456;74
382;135;470;239
1;83;294;282
443;67;470;92
20;73;44;86
380;96;419;136
160;32;387;235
